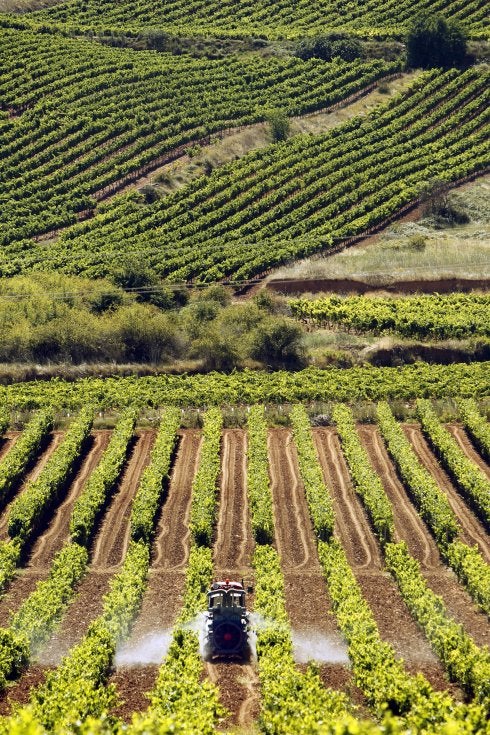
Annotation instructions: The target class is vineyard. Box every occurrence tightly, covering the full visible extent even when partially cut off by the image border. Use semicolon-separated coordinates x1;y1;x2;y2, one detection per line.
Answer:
0;24;399;247
0;399;488;734
290;293;490;340
6;65;487;282
27;0;489;39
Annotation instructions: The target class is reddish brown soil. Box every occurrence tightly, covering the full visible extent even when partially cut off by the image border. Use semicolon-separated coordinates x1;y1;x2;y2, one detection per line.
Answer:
0;433;111;628
0;665;51;716
445;424;490;482
266;277;490;296
0;432;64;541
357;426;440;569
403;425;490;562
35;432;155;665
0;432;20;463
110;431;201;722
268;429;361;702
208;429;260;729
312;428;460;696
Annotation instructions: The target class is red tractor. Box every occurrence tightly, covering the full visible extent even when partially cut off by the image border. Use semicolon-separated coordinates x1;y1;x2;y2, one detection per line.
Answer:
203;579;251;660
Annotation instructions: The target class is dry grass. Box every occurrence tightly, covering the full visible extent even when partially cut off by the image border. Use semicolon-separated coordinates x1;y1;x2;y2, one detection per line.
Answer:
0;0;62;10
272;176;490;283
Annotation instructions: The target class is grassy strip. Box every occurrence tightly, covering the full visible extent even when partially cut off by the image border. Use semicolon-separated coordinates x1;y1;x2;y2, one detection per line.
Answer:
385;542;490;710
130;407;180;544
70;408;137;545
332;403;394;546
457;399;490;462
8;405;94;547
376;402;490;617
416;399;490;529
246;405;273;544
376;402;459;545
189;407;222;546
290;405;334;540
0;409;53;511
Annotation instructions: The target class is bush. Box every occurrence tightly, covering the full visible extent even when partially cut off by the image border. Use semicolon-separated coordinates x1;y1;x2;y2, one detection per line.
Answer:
249;317;305;369
407;14;467;69
295;35;362;62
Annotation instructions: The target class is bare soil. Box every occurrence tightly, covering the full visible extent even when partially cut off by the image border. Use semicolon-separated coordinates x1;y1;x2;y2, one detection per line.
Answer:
312;428;461;696
266;277;490;296
403;426;490;562
110;431;202;722
0;433;111;627
268;429;361;702
445;424;490;482
0;432;64;541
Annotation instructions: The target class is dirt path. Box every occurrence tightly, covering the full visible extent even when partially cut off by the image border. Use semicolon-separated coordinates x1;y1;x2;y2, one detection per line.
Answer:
0;432;64;541
312;428;461;695
403;425;490;562
0;433;110;627
111;430;202;721
445;424;490;481
206;428;260;730
267;428;362;702
358;425;440;569
313;428;381;571
91;431;155;571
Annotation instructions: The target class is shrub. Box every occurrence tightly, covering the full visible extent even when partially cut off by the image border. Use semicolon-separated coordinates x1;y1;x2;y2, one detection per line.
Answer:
407;14;467;69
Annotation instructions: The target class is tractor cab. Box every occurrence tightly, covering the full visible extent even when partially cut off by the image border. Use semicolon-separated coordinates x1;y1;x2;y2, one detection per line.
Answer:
203;579;251;660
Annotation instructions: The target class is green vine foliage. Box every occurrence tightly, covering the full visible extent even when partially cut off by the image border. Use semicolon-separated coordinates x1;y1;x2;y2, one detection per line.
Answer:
457;399;490;462
189;407;222;547
290;404;334;540
246;405;274;544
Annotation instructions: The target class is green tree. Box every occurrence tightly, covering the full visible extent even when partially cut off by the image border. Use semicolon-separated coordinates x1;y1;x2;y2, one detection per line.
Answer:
266;109;290;143
407;14;467;68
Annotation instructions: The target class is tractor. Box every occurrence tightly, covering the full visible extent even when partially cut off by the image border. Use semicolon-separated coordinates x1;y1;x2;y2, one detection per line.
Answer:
202;579;251;660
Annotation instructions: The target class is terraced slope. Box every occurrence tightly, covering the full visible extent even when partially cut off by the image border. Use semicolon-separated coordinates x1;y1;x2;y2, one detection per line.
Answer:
31;0;489;39
14;66;488;282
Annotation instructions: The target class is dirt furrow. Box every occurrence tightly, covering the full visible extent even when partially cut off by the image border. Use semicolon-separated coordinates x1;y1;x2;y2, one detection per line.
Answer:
92;430;155;571
358;425;440;569
313;428;461;694
0;432;64;541
35;431;155;666
111;430;202;721
446;424;490;481
268;428;361;703
268;428;316;570
313;428;381;571
0;433;110;628
153;430;201;570
30;432;111;570
403;425;490;562
207;428;259;730
214;429;250;573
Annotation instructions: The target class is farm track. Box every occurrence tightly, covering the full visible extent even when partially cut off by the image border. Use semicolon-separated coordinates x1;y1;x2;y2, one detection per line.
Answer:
0;432;110;628
111;430;202;722
445;424;490;481
403;425;490;562
313;428;460;695
268;429;360;701
0;432;64;541
209;429;260;730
